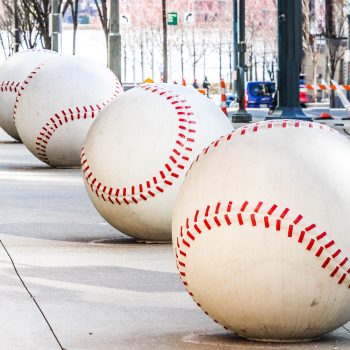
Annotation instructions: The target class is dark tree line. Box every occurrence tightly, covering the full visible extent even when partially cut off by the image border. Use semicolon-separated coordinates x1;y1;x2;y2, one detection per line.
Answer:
0;0;83;57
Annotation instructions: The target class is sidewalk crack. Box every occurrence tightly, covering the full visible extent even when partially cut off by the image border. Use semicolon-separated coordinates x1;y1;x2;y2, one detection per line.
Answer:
0;240;66;350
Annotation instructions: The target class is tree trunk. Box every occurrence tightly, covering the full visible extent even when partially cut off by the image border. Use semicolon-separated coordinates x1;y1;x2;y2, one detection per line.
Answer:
192;28;196;82
203;37;206;80
123;43;127;82
180;32;184;80
72;0;79;55
219;38;222;80
132;49;136;84
312;51;318;102
249;49;253;81
14;0;20;52
94;0;108;52
325;0;336;108
301;0;310;72
228;44;232;90
262;51;266;81
140;33;144;81
151;35;155;79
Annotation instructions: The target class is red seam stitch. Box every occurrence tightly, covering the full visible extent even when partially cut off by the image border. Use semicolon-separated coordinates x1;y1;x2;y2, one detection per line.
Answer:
175;200;350;324
81;84;197;203
0;80;21;93
176;201;349;299
13;57;123;165
188;120;335;178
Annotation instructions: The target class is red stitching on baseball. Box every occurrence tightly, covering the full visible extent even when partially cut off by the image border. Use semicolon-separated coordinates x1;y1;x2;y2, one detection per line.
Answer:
81;84;197;204
175;200;350;324
12;57;122;165
0;81;21;93
0;50;57;96
187;120;336;174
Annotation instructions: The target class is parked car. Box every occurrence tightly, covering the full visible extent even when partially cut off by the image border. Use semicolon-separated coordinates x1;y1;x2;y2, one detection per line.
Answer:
246;81;276;108
299;84;309;108
246;81;309;108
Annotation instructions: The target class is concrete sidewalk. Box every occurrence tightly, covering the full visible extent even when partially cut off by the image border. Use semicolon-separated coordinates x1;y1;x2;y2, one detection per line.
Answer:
1;128;350;349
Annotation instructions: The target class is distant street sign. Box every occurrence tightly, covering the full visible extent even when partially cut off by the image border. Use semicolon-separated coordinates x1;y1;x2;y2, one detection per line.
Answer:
184;12;195;25
121;14;131;26
168;12;178;25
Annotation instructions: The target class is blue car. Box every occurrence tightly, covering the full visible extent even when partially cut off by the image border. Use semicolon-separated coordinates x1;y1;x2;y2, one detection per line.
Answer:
246;81;275;108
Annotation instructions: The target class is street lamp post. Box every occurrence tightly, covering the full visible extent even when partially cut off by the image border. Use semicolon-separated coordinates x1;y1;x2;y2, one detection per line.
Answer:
162;0;168;82
50;0;62;52
108;0;122;81
268;0;311;120
13;0;20;52
233;0;238;94
347;14;350;100
232;0;252;123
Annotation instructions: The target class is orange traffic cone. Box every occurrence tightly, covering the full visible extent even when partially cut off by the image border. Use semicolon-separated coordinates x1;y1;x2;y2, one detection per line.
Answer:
144;77;154;83
220;79;227;116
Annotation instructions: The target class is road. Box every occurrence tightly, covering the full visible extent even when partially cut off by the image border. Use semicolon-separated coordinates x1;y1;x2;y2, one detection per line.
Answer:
227;107;350;136
0;117;350;349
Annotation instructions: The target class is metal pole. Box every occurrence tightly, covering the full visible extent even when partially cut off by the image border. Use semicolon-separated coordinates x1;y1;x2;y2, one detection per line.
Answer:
347;14;350;100
232;0;252;123
162;0;168;82
267;0;310;120
13;0;20;52
108;0;122;81
233;0;238;94
50;0;62;52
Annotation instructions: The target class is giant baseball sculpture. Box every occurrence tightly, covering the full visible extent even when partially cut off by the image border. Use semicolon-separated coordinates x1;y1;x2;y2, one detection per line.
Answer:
81;84;233;241
173;120;350;341
14;55;122;167
0;49;58;141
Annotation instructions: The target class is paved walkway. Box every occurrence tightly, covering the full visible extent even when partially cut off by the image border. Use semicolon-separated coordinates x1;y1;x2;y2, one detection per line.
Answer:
0;124;350;349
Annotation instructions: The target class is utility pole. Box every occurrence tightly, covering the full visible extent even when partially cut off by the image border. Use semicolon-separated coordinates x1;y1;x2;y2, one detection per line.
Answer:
233;0;238;95
50;0;62;52
267;0;310;120
108;0;122;81
347;14;350;100
162;0;168;82
232;0;252;123
13;0;20;52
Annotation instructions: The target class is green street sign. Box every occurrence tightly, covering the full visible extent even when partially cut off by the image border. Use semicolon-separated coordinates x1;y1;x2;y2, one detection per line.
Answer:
168;12;178;25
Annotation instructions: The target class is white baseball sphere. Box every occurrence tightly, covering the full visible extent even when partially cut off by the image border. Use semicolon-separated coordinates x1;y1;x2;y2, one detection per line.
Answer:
0;49;58;141
173;120;350;341
14;55;122;167
81;83;233;241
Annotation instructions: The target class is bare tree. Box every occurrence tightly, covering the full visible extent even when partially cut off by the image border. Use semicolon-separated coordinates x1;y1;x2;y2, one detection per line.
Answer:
322;0;346;107
186;28;203;82
21;0;52;49
144;27;162;80
0;0;63;54
94;0;108;49
246;0;277;82
63;0;80;54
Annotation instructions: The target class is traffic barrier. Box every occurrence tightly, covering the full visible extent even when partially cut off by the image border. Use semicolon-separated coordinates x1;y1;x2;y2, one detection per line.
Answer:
305;83;335;91
220;79;227;116
304;82;350;92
